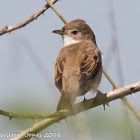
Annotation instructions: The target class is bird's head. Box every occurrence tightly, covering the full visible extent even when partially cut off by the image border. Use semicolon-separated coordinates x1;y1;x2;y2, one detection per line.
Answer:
53;19;96;47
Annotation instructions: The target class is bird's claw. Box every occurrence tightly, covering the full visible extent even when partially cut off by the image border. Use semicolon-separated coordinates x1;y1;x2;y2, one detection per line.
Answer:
83;95;87;101
103;103;110;110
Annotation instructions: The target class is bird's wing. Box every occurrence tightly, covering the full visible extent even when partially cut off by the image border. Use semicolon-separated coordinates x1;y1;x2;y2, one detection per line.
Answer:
55;60;64;91
80;50;102;82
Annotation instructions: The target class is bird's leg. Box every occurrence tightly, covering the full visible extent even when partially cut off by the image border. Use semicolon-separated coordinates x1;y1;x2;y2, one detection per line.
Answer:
96;90;110;110
103;103;110;110
83;95;86;101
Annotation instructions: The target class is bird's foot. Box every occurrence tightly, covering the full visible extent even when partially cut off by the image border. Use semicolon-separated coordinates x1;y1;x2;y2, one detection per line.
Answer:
103;103;110;110
96;90;110;110
83;95;87;102
96;90;104;97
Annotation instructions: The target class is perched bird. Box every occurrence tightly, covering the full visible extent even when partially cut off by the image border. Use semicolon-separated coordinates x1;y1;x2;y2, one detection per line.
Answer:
53;19;102;111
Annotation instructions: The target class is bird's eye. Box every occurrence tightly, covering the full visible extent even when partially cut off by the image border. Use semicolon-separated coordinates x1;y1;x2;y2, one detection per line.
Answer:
71;30;78;35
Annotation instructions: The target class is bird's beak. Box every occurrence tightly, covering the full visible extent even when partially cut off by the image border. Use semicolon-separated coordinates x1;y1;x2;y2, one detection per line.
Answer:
52;30;64;35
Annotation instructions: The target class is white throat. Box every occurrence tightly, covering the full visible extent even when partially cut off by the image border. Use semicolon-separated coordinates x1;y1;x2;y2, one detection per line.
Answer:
63;35;80;47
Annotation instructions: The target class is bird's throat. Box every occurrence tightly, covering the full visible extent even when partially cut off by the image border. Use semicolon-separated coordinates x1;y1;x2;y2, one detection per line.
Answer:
63;35;80;47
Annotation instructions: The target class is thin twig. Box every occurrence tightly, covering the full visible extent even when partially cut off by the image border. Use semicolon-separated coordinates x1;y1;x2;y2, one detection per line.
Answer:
46;0;68;24
10;82;140;140
102;68;117;89
0;0;59;36
0;110;60;120
46;0;67;25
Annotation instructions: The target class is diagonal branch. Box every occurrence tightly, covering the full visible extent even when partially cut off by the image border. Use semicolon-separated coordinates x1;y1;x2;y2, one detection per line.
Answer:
10;82;140;140
0;109;57;120
0;0;59;36
46;0;67;24
103;68;140;121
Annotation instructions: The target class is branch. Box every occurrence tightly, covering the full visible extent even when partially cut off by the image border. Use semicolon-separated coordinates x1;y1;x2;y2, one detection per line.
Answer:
10;82;140;140
0;110;58;120
103;68;140;121
46;0;67;24
0;0;59;36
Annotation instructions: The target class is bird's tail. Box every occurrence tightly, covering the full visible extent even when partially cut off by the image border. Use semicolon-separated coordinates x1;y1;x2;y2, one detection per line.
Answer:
57;91;77;111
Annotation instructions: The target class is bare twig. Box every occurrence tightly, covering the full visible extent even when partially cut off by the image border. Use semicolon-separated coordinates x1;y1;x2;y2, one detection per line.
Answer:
46;0;67;25
102;68;117;89
46;0;68;24
11;82;140;140
0;0;59;36
0;109;59;120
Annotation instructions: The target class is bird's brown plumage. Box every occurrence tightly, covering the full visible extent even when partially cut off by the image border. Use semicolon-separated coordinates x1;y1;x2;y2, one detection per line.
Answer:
53;19;102;111
55;40;102;111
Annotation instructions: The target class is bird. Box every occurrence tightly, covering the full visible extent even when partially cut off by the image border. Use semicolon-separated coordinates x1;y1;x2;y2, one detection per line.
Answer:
53;19;102;111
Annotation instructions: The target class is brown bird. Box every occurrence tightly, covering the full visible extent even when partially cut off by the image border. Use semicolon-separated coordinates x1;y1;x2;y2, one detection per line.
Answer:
53;19;102;111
